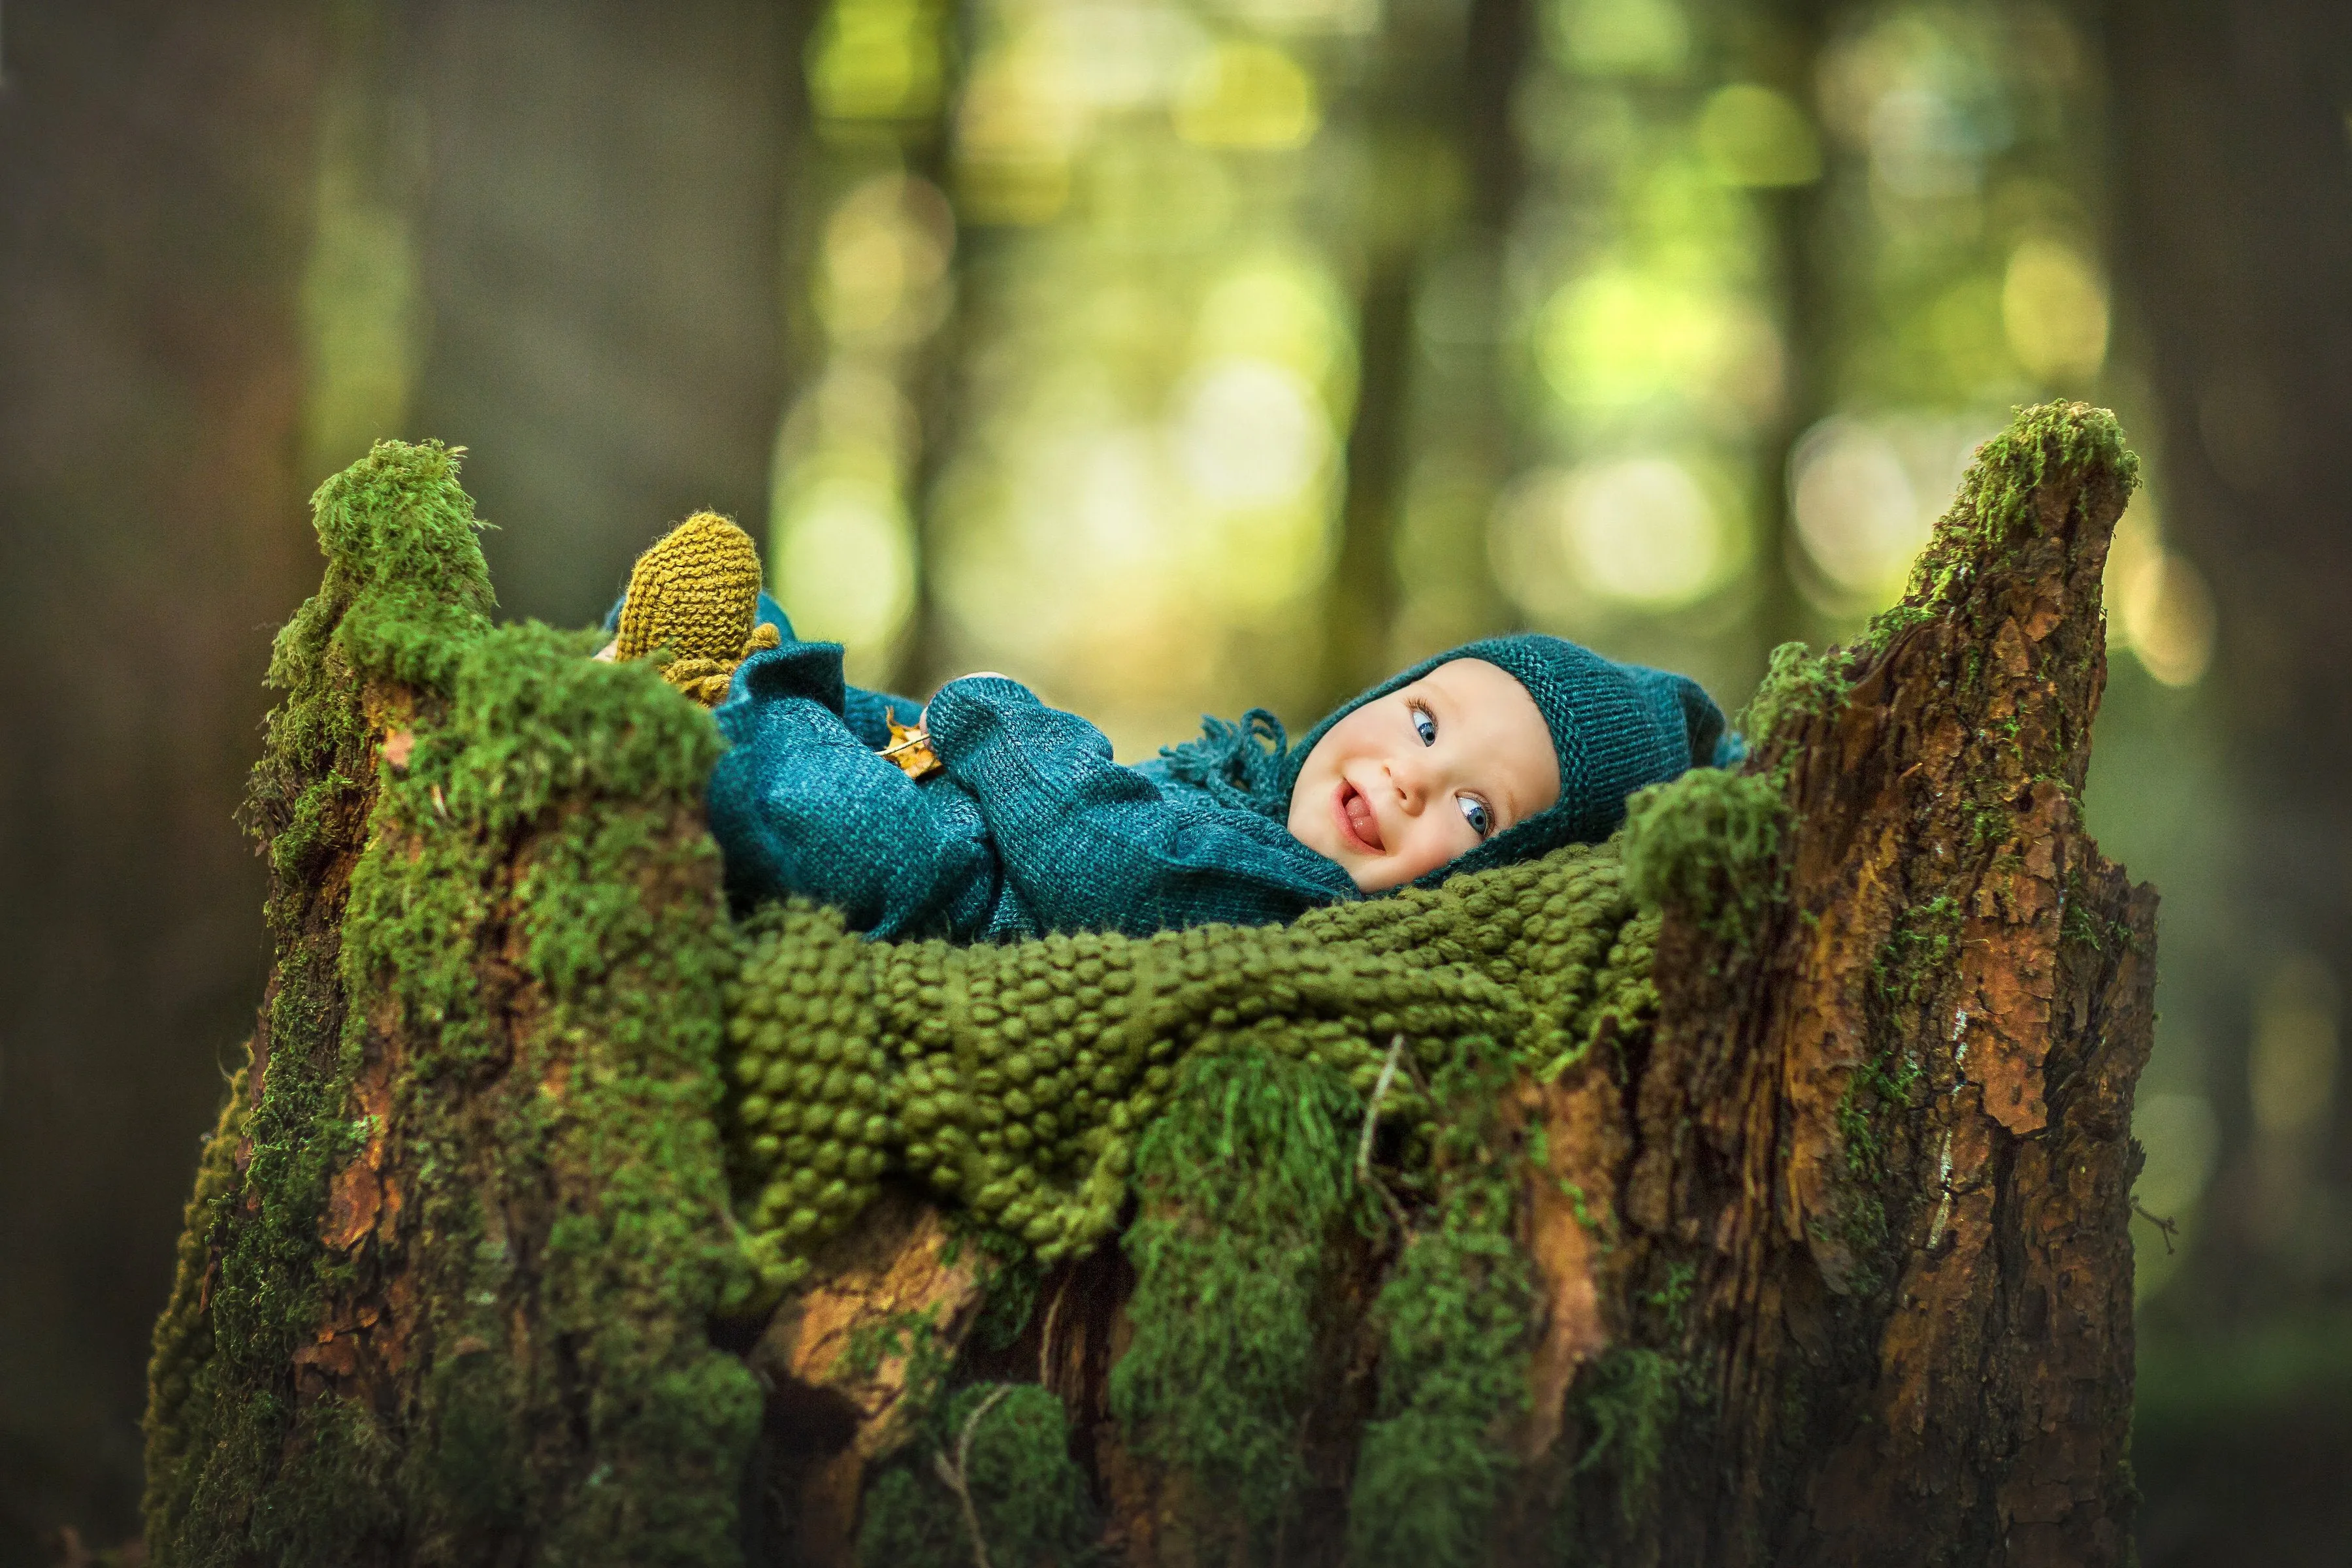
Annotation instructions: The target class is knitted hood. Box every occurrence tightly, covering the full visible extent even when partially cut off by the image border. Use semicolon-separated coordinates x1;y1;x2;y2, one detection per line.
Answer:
1158;634;1733;887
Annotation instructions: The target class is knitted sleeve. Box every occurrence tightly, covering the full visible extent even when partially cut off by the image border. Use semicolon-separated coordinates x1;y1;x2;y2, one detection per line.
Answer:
923;676;1360;938
708;655;1001;940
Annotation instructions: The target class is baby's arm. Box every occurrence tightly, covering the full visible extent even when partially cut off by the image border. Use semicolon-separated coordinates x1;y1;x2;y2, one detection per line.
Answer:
709;652;997;939
923;677;1356;938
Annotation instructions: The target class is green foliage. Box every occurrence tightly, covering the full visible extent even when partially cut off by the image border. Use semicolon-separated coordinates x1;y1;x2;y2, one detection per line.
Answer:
1348;1037;1537;1568
1573;1348;1680;1526
855;1384;1098;1568
1621;767;1788;940
1110;1049;1368;1539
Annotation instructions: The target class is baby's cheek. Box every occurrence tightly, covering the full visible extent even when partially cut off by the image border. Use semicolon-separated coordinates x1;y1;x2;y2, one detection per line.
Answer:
1405;828;1458;881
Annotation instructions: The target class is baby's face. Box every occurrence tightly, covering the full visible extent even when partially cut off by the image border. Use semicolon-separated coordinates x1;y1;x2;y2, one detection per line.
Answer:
1287;657;1560;892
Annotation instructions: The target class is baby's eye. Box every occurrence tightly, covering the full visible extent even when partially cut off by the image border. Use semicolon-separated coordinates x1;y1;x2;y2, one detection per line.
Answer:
1411;704;1437;747
1458;794;1493;839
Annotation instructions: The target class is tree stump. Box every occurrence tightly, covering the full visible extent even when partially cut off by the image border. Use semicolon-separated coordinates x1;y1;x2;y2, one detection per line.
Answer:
145;404;2152;1567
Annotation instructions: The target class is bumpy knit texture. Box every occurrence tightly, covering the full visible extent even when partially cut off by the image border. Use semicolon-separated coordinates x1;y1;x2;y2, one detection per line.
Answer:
719;837;1658;1303
613;512;783;705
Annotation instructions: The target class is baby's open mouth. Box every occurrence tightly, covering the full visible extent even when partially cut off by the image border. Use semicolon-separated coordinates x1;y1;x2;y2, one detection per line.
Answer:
1335;781;1385;854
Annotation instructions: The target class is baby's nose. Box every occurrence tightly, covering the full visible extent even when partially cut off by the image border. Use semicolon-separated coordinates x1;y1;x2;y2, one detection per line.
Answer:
1389;754;1433;809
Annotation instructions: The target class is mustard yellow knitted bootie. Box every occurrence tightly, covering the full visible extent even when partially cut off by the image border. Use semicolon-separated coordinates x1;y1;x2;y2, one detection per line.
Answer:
611;511;783;706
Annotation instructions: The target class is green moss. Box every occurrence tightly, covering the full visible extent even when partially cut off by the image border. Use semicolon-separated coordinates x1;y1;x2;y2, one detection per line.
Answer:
1109;1049;1368;1539
1641;1262;1695;1333
836;1306;949;1392
1572;1348;1679;1527
965;1250;1045;1356
247;1397;401;1565
1620;768;1788;941
1873;895;1962;1016
1740;640;1848;754
853;1384;1098;1568
1820;898;1952;1285
1348;1037;1537;1568
2061;870;2138;956
1895;400;2138;615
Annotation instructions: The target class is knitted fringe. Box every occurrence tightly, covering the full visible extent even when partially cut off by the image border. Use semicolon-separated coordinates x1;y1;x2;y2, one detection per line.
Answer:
1156;708;1292;822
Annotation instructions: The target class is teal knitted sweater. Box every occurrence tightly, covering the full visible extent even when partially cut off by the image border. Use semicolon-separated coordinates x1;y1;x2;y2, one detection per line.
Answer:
689;596;1723;943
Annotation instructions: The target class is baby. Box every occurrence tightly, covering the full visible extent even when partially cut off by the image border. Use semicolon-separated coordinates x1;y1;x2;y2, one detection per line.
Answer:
605;514;1733;942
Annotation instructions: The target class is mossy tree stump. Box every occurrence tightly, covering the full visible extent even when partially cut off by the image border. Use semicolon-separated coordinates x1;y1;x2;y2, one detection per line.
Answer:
1573;402;2152;1565
146;405;2152;1567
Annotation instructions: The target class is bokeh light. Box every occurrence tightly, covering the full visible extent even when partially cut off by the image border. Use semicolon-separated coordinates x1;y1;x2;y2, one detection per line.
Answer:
1696;84;1823;188
2002;236;2109;384
775;472;918;652
1552;0;1691;78
1561;456;1728;608
1171;357;1331;509
1173;42;1320;150
807;0;951;123
1789;414;1993;610
2106;500;2217;689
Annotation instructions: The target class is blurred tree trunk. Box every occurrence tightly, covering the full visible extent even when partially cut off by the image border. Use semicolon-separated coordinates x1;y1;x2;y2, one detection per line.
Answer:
1744;0;1834;658
1317;0;1533;707
400;0;792;626
2102;0;2352;1320
0;3;331;1553
870;1;977;698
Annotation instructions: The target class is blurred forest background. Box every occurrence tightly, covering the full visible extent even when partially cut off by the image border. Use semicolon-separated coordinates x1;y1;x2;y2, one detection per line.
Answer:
2;0;2347;1562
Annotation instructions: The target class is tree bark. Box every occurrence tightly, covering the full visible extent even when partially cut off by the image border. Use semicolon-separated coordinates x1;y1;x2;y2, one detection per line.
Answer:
143;443;762;1566
152;404;2151;1566
1595;404;2149;1565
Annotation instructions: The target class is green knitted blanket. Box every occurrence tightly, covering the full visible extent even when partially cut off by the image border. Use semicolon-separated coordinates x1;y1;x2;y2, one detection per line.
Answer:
724;846;1658;1301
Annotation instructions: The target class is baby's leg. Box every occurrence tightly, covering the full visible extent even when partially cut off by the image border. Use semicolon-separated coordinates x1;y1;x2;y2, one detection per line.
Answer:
708;678;993;939
602;516;929;740
593;513;780;704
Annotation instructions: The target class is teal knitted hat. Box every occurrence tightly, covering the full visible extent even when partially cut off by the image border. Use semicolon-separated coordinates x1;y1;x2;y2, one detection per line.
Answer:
1159;633;1735;886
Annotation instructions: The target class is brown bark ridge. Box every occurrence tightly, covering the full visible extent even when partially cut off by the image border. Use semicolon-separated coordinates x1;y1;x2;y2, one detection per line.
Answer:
752;403;2153;1566
1579;405;2154;1565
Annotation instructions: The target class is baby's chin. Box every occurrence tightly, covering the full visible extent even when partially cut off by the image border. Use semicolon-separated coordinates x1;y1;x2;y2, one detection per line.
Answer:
1311;830;1438;894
